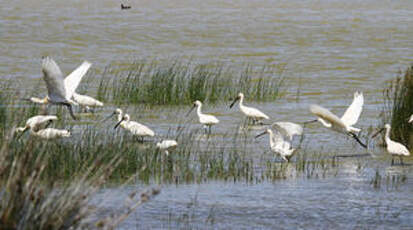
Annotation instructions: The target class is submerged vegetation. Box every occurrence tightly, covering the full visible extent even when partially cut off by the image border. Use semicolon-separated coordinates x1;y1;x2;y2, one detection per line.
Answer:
96;60;285;105
382;64;413;148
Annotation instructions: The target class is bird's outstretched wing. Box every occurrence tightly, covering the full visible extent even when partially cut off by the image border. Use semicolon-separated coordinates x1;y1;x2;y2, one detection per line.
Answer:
271;121;303;141
341;91;363;127
310;104;346;128
42;56;66;103
64;61;91;99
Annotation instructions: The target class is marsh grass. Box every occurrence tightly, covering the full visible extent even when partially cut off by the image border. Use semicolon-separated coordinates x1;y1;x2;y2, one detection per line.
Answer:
382;64;413;148
0;129;160;229
96;60;284;106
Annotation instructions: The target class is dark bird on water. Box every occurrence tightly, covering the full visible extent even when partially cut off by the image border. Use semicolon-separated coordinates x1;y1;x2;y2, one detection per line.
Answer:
121;4;131;10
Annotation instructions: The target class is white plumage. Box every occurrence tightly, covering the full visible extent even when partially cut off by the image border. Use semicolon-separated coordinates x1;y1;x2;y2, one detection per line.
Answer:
309;104;367;148
373;124;410;165
15;115;70;140
256;123;302;162
230;92;269;124
187;100;219;133
16;115;58;133
72;93;104;110
271;121;303;141
41;56;83;120
408;114;413;123
156;140;178;155
310;91;363;133
31;58;102;115
114;109;155;140
31;128;71;139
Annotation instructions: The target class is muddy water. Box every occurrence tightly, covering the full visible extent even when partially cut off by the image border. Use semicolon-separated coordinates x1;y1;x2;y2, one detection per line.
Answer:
2;0;413;228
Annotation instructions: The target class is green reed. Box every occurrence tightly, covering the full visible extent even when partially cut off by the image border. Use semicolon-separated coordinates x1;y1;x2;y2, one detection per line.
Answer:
96;60;284;105
382;64;413;148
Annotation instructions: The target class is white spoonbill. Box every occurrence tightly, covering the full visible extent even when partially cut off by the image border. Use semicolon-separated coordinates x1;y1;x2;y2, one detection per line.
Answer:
114;113;155;141
28;59;103;112
186;100;219;134
271;121;303;141
16;115;70;140
255;122;302;162
308;104;367;148
156;140;178;155
28;60;91;105
306;91;364;133
15;115;57;137
37;56;90;120
372;124;410;165
229;93;269;124
30;128;71;140
72;93;104;112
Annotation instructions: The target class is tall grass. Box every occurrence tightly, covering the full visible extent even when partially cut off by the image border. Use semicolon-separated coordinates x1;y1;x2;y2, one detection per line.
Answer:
382;64;413;148
96;60;284;105
0;129;160;229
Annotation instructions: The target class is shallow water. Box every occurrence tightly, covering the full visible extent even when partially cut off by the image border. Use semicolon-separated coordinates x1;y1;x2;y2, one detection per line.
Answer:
1;0;413;228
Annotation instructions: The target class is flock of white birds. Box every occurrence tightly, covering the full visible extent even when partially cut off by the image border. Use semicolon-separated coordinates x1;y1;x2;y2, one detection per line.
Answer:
15;56;411;164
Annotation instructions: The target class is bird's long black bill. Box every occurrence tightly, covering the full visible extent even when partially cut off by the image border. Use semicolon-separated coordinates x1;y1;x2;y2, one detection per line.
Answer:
349;132;368;149
114;119;124;130
255;131;267;139
186;106;195;117
62;103;77;120
371;128;385;139
303;119;318;125
229;97;239;108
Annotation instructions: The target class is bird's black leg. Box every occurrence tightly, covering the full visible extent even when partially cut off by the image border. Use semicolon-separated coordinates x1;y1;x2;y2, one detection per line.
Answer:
61;102;77;120
391;157;394;166
349;132;367;149
400;156;404;166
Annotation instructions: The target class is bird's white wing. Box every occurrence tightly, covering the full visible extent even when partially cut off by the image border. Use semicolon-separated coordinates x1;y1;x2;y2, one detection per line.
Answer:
272;130;290;149
64;61;91;99
310;104;347;128
341;91;363;127
42;56;67;102
271;122;303;141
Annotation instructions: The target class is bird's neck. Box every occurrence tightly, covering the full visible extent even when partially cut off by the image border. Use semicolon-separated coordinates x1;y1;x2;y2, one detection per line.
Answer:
385;127;391;144
268;131;275;146
239;96;244;108
196;104;202;116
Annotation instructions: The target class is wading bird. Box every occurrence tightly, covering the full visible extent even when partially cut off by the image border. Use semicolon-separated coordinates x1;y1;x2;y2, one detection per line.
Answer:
72;93;104;112
31;56;92;120
307;104;367;148
372;124;410;165
114;112;155;141
28;59;103;113
15;115;57;137
229;93;269;125
306;91;363;133
255;122;303;162
186;100;219;134
30;128;71;139
156;140;178;155
16;115;70;140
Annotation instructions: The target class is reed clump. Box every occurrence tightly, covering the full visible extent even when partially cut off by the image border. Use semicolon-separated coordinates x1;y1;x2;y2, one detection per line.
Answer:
382;64;413;148
0;129;159;230
97;60;284;105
